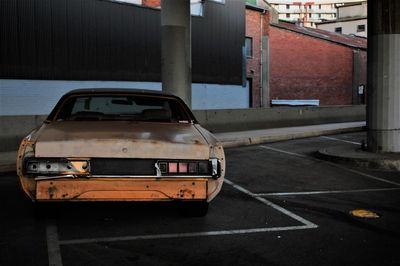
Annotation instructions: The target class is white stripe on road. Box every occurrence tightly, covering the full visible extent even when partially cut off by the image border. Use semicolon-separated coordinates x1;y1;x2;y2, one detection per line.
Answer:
259;145;308;158
330;163;400;186
254;187;400;197
320;136;362;145
59;225;313;245
224;179;317;228
46;221;63;266
259;145;400;187
59;178;318;246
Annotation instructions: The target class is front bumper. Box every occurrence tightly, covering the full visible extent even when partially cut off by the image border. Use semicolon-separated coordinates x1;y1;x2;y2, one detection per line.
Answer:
29;177;212;202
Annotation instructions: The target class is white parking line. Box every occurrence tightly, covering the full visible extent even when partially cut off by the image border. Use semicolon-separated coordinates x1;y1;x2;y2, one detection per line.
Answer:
254;187;400;197
320;136;362;145
59;225;313;245
259;145;308;158
224;179;317;228
259;145;400;187
58;178;318;246
46;220;63;266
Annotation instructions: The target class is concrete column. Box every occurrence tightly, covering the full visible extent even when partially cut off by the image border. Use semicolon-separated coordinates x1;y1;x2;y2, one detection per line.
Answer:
161;0;192;108
261;35;270;108
367;0;400;152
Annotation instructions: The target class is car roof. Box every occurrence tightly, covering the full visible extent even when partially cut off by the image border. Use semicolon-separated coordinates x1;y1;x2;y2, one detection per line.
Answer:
64;88;170;97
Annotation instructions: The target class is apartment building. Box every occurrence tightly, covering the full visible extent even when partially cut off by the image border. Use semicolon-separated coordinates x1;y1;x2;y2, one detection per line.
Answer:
267;0;365;28
316;1;367;37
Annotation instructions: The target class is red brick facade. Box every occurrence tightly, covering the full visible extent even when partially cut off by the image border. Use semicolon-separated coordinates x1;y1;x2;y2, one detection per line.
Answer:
269;26;355;106
142;0;160;8
135;2;363;107
246;8;270;107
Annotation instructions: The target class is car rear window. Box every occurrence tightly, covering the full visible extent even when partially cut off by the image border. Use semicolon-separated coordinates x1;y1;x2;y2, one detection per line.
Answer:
54;95;191;123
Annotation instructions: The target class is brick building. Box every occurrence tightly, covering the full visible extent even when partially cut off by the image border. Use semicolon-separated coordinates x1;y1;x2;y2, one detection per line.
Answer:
269;22;367;106
245;4;271;107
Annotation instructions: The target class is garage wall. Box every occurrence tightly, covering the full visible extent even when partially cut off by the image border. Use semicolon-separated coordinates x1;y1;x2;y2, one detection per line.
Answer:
0;0;245;85
194;105;365;133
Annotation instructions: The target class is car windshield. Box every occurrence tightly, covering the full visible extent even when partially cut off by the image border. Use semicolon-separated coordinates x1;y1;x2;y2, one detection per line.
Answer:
54;95;191;123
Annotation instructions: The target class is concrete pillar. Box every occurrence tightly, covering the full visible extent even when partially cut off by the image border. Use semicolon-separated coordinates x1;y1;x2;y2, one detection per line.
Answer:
367;0;400;152
161;0;192;108
261;35;270;108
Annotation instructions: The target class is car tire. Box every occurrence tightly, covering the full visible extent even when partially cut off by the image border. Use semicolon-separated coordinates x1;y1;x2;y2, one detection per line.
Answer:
179;201;209;217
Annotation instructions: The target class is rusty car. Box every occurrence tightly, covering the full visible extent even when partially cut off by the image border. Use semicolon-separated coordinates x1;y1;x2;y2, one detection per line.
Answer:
17;89;225;216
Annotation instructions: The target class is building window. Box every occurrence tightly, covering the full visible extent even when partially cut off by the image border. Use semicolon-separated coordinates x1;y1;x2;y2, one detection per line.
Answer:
286;4;290;9
191;0;203;16
318;13;322;18
247;79;253;107
286;13;290;18
319;4;321;9
245;37;253;58
357;24;366;32
335;27;342;33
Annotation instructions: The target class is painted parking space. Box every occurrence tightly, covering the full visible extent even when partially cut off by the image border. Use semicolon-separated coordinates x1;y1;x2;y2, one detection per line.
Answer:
54;181;313;243
225;148;399;194
47;179;317;265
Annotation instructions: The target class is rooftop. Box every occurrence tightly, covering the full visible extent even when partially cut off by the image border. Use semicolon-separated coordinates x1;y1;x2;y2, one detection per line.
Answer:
316;15;367;25
272;21;367;50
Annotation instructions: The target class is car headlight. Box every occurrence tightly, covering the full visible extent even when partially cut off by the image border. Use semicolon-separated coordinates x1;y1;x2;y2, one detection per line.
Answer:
24;159;90;175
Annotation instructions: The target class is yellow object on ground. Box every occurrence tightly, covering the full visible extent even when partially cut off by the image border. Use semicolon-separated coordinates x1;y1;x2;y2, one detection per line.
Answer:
350;209;380;218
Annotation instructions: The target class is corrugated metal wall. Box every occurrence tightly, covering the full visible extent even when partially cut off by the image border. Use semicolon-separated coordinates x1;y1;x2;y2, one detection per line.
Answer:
0;0;244;84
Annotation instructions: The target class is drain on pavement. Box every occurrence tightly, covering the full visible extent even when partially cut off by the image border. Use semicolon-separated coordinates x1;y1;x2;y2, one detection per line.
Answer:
350;209;380;219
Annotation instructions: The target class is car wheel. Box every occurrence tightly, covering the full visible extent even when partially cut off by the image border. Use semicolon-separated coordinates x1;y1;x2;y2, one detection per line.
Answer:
179;201;209;217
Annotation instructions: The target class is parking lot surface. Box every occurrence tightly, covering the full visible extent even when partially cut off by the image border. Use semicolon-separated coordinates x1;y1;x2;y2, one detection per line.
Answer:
1;132;400;266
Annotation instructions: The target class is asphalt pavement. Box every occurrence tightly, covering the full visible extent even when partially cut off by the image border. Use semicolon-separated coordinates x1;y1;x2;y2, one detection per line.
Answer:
1;131;400;266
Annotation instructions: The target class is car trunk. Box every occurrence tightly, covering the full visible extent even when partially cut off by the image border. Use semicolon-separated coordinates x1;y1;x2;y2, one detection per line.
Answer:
34;121;210;159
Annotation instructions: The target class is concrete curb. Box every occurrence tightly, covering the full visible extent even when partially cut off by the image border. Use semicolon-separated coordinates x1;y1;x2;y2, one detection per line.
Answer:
218;125;365;148
317;148;400;172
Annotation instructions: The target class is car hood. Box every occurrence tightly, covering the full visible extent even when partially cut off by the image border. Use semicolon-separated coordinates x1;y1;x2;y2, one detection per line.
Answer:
34;121;210;159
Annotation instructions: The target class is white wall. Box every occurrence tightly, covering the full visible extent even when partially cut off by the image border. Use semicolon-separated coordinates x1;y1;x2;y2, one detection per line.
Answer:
192;83;249;110
338;2;367;18
0;79;249;115
317;19;367;37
